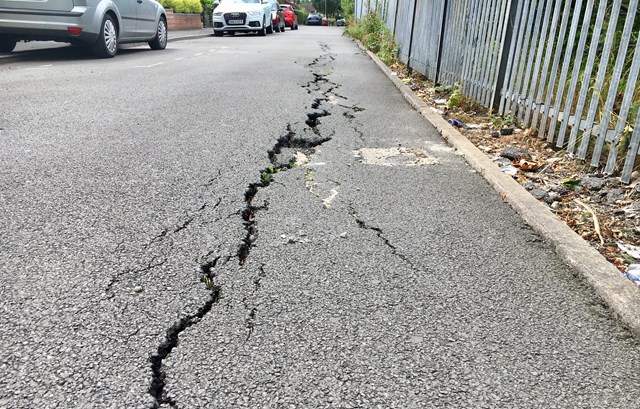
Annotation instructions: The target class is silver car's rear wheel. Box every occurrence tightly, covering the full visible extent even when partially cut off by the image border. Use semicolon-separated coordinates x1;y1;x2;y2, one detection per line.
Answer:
149;17;167;50
92;15;118;58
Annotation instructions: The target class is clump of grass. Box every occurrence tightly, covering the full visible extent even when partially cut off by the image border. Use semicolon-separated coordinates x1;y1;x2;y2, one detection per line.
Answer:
345;12;398;66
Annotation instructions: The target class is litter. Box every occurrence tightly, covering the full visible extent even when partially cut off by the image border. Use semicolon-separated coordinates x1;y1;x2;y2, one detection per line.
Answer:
449;119;466;128
617;242;640;259
501;165;518;176
623;265;640;286
433;98;448;105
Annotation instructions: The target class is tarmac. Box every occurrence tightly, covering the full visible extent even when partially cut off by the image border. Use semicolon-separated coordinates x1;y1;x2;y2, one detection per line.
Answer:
355;41;640;337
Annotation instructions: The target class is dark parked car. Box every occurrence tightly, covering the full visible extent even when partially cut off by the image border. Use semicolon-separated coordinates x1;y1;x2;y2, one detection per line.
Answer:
306;13;321;25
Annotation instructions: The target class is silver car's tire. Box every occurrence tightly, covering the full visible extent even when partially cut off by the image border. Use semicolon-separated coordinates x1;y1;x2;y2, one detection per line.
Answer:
0;38;17;53
92;14;118;58
214;30;223;37
149;17;167;50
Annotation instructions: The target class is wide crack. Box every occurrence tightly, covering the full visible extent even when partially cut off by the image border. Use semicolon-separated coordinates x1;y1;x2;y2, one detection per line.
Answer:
146;43;342;408
148;257;223;408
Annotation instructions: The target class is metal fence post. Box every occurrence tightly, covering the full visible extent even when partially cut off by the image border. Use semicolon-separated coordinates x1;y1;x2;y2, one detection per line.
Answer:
490;0;519;111
434;0;448;85
406;0;419;71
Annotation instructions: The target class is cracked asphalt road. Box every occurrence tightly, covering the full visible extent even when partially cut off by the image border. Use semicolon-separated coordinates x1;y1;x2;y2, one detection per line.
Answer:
1;27;639;408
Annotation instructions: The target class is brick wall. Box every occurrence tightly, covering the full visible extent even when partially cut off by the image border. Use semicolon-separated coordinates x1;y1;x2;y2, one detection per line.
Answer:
166;9;203;30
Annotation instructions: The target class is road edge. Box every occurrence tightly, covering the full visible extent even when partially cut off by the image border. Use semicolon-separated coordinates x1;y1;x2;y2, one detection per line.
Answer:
353;40;640;337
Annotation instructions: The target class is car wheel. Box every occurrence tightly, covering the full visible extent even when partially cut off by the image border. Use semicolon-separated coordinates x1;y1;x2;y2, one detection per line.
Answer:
228;31;235;35
258;19;266;36
92;14;118;58
0;38;17;53
214;30;223;37
148;17;167;50
268;22;275;34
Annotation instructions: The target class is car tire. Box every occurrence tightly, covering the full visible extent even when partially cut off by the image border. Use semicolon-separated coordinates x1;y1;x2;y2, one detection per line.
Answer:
228;31;235;35
148;17;167;50
270;23;276;33
0;38;17;53
258;19;266;36
214;30;223;37
92;14;118;58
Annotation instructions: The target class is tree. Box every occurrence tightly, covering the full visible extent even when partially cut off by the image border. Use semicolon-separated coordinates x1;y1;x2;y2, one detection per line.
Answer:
311;0;340;16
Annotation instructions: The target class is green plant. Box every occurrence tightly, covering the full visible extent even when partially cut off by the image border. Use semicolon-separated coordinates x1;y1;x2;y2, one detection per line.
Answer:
295;8;308;25
261;171;271;185
446;83;462;109
345;12;398;66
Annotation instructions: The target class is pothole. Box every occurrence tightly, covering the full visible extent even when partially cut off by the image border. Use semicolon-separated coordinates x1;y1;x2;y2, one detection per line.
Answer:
354;147;439;166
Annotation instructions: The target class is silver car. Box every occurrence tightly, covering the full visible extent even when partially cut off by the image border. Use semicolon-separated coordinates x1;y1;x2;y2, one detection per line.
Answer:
0;0;167;57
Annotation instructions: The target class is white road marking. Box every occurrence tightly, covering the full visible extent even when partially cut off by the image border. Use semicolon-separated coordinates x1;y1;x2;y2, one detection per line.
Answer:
194;53;203;56
174;57;184;61
134;62;164;68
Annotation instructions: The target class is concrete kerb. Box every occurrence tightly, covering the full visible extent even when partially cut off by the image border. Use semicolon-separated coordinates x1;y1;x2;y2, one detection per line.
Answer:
354;40;640;338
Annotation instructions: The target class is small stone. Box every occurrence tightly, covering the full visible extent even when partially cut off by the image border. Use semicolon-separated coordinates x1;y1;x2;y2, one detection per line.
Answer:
582;176;605;191
522;182;535;191
606;188;624;204
551;201;560;210
500;145;530;160
548;191;560;201
490;131;500;138
339;232;348;238
133;286;144;293
500;127;514;135
631;170;640;182
530;188;546;200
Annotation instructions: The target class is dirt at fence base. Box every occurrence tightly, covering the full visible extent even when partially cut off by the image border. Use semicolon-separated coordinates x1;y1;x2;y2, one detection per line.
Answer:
390;63;640;278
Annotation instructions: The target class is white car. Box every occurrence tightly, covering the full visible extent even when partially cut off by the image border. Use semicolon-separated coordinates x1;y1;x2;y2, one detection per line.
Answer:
212;0;272;37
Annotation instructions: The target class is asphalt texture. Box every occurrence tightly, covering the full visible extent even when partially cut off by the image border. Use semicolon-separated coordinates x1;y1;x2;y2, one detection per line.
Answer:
1;27;639;408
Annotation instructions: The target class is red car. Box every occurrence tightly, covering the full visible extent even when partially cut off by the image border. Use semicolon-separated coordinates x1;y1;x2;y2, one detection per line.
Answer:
279;4;299;30
321;17;329;26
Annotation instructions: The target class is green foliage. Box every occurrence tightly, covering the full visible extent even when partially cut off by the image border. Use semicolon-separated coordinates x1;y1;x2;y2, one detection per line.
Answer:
445;83;462;109
340;0;354;17
295;8;309;25
161;0;202;13
159;0;175;9
261;171;271;185
312;0;340;16
345;12;398;66
200;0;214;14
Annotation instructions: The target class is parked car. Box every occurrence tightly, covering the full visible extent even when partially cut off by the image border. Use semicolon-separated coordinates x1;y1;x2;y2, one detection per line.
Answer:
267;0;286;33
0;0;167;57
321;17;328;26
336;18;346;26
279;4;298;30
212;0;272;36
306;13;321;25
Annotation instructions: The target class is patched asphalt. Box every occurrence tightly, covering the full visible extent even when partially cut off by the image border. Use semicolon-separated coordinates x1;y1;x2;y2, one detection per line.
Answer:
1;27;639;408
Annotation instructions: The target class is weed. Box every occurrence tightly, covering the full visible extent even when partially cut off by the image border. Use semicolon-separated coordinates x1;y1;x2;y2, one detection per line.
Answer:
345;12;398;66
261;171;271;185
